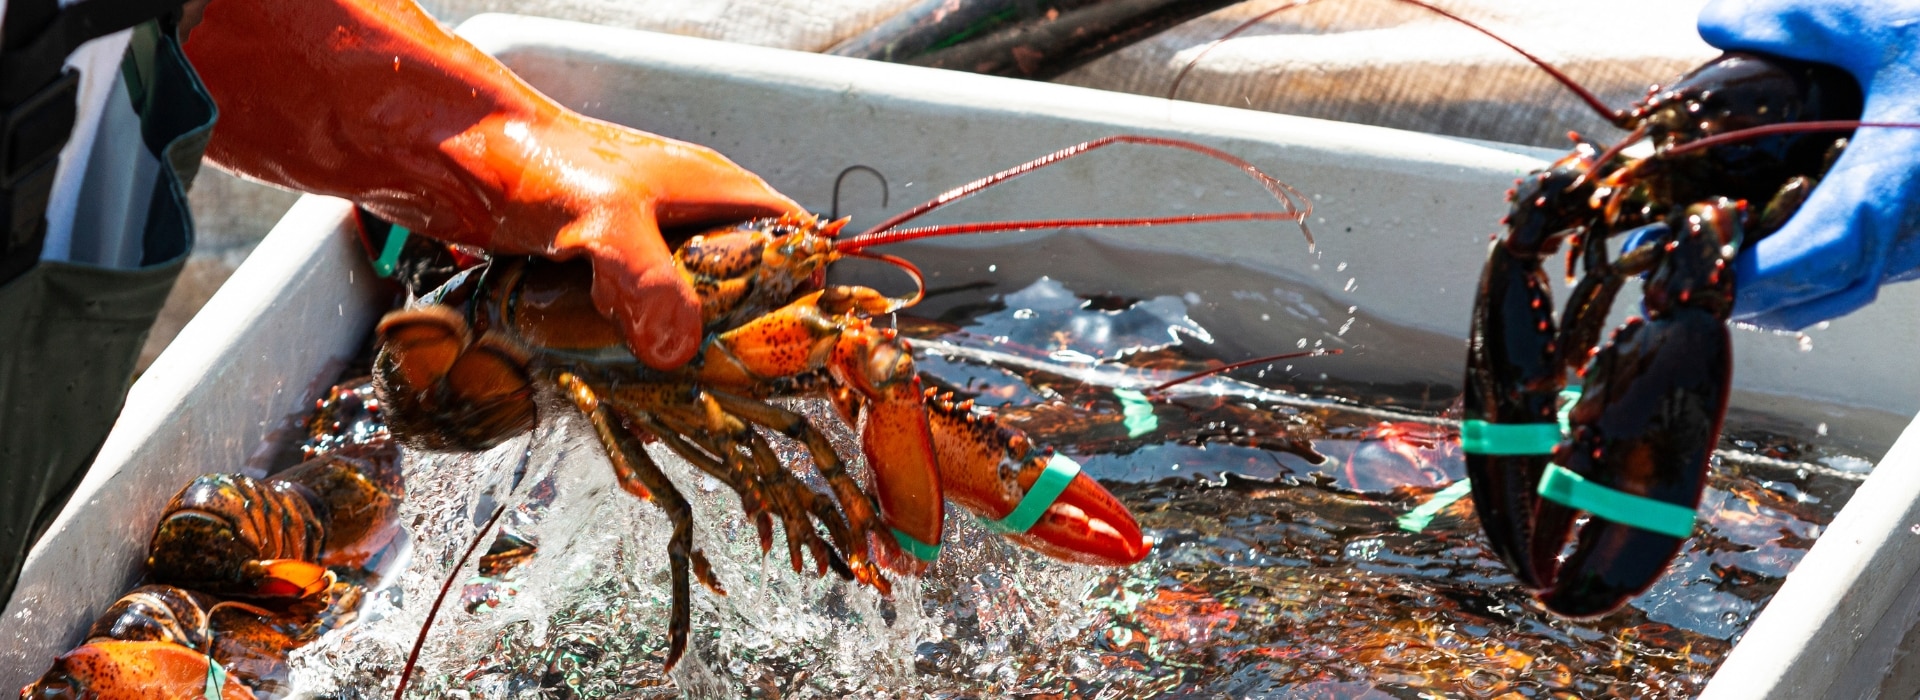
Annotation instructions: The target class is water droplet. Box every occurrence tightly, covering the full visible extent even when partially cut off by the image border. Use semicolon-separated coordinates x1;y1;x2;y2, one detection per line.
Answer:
1344;278;1357;292
1343;538;1385;561
1297;338;1308;348
1721;611;1740;625
1261;313;1271;321
1817;423;1829;437
1909;523;1920;536
1336;262;1349;272
1797;334;1813;352
1338;318;1355;336
987;264;997;272
1348;306;1358;314
1816;321;1831;330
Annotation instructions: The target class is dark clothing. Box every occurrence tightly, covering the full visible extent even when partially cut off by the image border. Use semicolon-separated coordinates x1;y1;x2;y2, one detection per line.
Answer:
0;19;213;607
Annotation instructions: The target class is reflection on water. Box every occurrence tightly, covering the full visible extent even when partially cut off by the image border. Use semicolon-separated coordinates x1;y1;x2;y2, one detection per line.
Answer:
291;277;1863;699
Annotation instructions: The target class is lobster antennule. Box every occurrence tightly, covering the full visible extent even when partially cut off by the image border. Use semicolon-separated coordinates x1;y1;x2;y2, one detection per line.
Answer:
843;134;1313;248
1146;348;1343;392
842;250;927;310
836;212;1306;252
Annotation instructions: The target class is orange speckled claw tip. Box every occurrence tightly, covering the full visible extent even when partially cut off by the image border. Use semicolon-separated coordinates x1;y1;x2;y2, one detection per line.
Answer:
25;641;258;699
1009;471;1152;567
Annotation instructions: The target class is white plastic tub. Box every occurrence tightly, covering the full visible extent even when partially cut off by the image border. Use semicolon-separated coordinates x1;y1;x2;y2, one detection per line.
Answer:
5;16;1917;695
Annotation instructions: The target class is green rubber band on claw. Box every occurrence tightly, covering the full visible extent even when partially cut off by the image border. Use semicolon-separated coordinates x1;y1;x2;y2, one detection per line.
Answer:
205;657;229;698
983;454;1083;535
1396;478;1474;533
889;527;941;562
1536;464;1697;539
1460;420;1564;455
1458;387;1585;456
373;225;411;279
1113;389;1159;438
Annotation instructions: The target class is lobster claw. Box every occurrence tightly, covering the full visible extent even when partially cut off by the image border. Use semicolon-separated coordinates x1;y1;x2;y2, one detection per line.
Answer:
22;640;257;699
924;395;1150;566
993;454;1150;566
1529;201;1738;616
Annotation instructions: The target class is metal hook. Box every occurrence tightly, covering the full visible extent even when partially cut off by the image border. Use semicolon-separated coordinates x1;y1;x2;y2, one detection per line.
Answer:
831;165;889;219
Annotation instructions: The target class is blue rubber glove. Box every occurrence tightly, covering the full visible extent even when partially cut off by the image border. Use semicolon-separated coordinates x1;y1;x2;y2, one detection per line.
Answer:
1697;0;1920;329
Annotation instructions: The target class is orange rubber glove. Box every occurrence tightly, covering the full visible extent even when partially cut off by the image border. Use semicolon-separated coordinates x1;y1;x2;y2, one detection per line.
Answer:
182;0;802;369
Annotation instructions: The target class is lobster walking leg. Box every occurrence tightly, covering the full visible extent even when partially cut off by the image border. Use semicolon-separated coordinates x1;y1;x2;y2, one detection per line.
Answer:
697;287;944;570
703;389;927;575
649;392;863;581
557;373;721;671
1530;200;1740;616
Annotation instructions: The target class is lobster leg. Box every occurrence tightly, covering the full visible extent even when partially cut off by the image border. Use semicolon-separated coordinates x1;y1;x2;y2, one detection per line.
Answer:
922;392;1150;565
697;287;944;571
1530;200;1739;617
702;389;914;580
556;373;721;671
648;393;861;582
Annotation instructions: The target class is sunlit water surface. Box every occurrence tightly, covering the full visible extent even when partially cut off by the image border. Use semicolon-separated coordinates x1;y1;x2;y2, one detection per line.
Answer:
288;277;1868;699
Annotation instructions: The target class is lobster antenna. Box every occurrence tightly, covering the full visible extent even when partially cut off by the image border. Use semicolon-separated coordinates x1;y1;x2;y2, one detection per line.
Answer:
1388;0;1628;128
1657;120;1920;159
393;502;507;700
844;134;1313;249
1167;0;1322;101
1147;348;1342;392
840;212;1305;251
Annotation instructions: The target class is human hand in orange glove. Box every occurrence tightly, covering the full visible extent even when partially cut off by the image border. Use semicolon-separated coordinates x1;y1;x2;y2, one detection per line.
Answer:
182;0;801;369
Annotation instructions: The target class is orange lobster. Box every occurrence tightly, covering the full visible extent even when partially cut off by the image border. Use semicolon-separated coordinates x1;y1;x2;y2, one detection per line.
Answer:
373;135;1313;671
19;583;344;699
145;442;404;600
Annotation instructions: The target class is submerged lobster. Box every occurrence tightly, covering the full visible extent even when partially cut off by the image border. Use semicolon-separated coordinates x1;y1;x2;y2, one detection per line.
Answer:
1396;1;1871;615
372;135;1311;670
20;582;358;699
145;441;405;601
26;438;397;698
